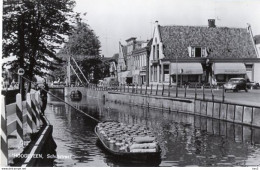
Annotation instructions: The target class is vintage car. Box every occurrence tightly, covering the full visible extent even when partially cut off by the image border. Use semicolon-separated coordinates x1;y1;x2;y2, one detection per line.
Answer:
224;78;248;92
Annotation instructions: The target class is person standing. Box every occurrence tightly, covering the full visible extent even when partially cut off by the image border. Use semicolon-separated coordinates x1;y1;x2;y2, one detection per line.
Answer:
40;79;49;115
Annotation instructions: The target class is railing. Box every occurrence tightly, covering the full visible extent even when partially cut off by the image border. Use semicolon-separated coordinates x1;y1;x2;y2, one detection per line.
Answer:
88;83;227;103
1;90;44;166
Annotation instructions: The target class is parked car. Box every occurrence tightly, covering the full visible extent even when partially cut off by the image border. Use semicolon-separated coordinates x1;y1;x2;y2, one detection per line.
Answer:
246;81;260;89
103;77;119;88
224;78;248;92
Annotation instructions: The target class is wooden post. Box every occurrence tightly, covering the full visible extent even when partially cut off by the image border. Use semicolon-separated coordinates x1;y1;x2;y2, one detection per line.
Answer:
195;83;197;99
140;85;143;94
211;86;214;101
176;84;178;97
162;84;164;96
150;84;153;95
156;84;159;95
132;85;134;93
222;85;225;102
184;84;187;98
136;84;138;94
124;84;125;92
1;95;8;166
168;85;171;97
202;85;205;100
16;93;24;148
145;85;147;95
128;85;129;93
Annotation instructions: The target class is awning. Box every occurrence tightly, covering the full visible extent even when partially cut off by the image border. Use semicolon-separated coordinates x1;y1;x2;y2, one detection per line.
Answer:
170;63;203;75
213;63;246;75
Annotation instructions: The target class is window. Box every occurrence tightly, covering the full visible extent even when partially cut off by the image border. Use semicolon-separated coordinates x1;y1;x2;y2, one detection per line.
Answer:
153;45;155;60
151;66;153;82
190;47;206;58
163;65;169;82
157;44;159;59
195;48;201;57
154;66;157;82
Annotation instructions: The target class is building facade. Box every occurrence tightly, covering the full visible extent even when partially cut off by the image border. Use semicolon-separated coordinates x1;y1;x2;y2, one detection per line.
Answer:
117;37;151;85
149;20;260;86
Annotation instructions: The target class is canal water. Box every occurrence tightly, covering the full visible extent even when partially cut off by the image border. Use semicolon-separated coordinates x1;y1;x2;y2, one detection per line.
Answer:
45;90;260;167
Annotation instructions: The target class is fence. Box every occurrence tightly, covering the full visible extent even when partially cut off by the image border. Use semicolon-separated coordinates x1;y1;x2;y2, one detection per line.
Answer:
1;90;43;166
88;83;227;103
194;99;260;127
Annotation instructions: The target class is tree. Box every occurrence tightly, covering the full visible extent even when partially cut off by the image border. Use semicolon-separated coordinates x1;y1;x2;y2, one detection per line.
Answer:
58;19;103;84
60;21;101;57
80;56;110;84
2;0;76;92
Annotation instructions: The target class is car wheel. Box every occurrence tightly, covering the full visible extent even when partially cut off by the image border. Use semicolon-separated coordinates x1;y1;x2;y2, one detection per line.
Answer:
245;88;248;92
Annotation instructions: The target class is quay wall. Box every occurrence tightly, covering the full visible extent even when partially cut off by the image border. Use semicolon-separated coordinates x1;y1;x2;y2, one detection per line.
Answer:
77;88;260;128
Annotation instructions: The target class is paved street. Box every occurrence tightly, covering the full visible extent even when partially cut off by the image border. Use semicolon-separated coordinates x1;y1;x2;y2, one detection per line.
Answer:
118;86;260;107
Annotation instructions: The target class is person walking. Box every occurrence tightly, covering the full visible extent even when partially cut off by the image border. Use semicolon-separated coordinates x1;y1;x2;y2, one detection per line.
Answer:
40;79;49;115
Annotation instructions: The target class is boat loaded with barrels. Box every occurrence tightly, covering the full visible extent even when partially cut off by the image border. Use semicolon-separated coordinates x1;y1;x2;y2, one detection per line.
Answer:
95;121;161;163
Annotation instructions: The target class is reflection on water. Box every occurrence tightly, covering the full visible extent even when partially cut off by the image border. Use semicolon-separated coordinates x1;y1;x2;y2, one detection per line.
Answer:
45;91;260;167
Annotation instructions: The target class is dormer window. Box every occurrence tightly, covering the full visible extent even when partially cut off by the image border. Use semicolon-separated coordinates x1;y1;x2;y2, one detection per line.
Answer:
195;48;201;57
189;46;207;58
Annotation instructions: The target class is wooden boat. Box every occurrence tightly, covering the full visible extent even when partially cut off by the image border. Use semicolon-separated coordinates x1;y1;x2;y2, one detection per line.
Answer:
70;90;82;101
95;121;161;163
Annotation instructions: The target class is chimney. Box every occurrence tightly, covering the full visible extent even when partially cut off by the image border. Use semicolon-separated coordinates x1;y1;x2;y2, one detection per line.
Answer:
208;19;216;28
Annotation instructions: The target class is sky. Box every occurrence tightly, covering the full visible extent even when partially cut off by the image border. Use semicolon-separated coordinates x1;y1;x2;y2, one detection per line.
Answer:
74;0;260;57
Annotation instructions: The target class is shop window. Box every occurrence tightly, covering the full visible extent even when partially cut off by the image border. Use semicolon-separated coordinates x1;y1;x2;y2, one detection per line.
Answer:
163;65;169;82
216;75;225;82
188;75;199;82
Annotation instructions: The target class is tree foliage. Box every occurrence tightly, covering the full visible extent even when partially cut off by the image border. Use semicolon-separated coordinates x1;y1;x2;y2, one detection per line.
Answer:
2;0;76;91
58;19;105;84
80;56;110;84
60;21;101;57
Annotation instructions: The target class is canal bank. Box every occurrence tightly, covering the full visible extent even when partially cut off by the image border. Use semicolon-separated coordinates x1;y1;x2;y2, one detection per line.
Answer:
46;92;260;167
65;87;260;128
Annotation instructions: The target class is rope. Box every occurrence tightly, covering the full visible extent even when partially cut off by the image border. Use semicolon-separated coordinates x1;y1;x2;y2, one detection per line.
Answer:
20;75;101;123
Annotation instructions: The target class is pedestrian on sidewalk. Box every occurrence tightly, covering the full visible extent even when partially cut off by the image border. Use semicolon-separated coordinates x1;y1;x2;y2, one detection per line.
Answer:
40;79;49;115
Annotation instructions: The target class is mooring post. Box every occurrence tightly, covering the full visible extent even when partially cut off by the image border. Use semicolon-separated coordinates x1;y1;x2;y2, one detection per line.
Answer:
162;84;164;96
156;84;159;95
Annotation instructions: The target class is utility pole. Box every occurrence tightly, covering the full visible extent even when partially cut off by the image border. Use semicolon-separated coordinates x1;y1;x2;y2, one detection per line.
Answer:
66;55;71;86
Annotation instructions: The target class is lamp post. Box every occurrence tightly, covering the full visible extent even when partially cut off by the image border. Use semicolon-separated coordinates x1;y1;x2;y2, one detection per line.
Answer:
175;51;178;97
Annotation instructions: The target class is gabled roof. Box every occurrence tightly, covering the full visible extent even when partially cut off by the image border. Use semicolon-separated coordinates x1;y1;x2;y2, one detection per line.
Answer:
254;35;260;44
159;25;257;59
